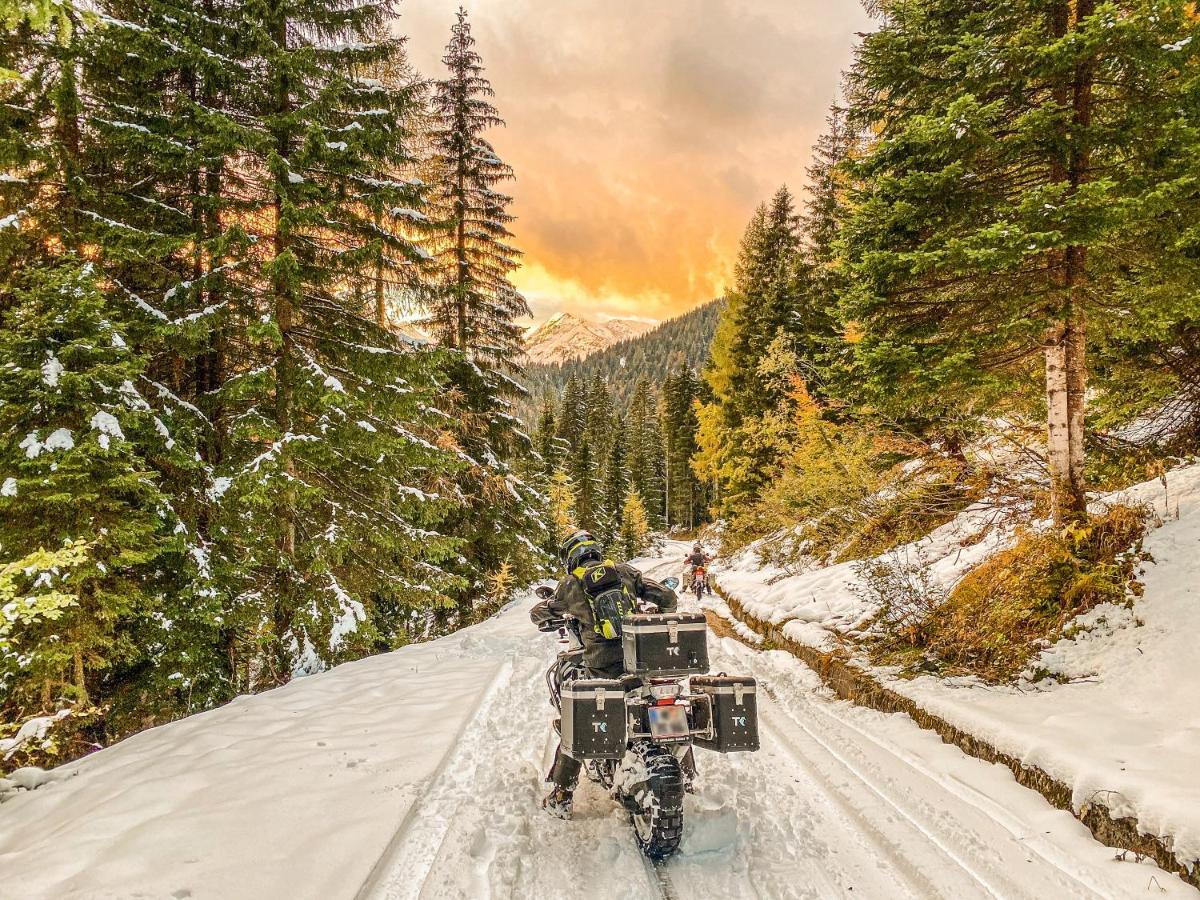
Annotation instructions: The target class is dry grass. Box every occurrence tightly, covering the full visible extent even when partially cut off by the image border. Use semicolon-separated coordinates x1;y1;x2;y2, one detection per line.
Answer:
868;504;1148;682
836;462;987;563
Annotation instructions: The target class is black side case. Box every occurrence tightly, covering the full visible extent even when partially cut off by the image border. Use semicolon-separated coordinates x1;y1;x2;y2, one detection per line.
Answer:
560;678;627;759
691;675;760;752
622;613;709;676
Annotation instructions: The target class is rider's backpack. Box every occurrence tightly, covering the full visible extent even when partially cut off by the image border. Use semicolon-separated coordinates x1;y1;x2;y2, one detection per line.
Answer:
573;559;636;640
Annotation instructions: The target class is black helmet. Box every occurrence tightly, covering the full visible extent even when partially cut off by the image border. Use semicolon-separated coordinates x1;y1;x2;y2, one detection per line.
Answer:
560;530;602;573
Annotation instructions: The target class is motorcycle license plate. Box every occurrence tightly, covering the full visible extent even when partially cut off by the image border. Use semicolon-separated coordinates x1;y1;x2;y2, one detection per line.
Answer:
648;704;689;740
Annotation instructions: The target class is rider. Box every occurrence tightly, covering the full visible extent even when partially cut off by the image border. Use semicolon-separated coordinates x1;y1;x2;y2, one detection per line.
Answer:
683;543;712;594
530;530;678;819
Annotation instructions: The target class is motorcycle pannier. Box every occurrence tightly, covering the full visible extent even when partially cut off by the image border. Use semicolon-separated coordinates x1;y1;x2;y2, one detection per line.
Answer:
561;678;627;760
622;613;709;676
691;675;760;753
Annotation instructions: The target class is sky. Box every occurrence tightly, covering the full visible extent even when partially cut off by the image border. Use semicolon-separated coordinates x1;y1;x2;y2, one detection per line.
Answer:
396;1;872;325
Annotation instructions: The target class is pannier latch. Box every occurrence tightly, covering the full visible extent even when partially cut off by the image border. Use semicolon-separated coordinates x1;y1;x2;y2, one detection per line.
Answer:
668;621;678;643
596;692;606;711
734;682;746;705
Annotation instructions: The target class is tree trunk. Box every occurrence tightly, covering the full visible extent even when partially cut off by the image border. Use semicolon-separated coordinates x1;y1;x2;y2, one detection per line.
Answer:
270;4;296;684
1044;322;1073;521
374;208;387;328
1043;0;1094;524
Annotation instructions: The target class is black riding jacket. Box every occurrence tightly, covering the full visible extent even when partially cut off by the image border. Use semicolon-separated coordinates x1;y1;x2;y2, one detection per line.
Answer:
530;562;678;675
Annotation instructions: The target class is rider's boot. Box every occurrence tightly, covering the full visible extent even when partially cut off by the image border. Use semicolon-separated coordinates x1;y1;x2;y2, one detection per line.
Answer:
542;786;574;820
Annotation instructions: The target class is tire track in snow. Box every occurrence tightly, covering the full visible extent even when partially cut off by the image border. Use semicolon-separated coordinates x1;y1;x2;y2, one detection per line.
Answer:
641;856;677;900
758;712;1000;899
714;631;1109;899
755;660;1119;900
356;656;516;900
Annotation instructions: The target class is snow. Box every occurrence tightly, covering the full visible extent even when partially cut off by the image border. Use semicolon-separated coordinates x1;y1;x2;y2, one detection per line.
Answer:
327;575;365;652
713;464;1200;872
41;353;63;387
1;477;16;497
89;410;125;450
43;428;75;453
0;710;72;760
17;428;75;458
390;207;427;222
19;432;43;459
0;547;1195;898
522;314;657;366
208;476;233;499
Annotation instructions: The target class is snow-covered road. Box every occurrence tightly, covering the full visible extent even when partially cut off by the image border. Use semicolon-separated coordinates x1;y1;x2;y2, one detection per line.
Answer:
2;542;1194;899
360;543;1195;900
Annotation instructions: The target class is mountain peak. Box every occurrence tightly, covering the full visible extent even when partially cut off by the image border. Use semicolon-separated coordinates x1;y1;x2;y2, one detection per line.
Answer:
522;313;655;365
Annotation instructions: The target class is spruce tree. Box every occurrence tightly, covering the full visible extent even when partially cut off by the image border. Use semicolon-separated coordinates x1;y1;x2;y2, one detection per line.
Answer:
418;7;546;613
662;366;704;529
533;397;560;479
843;0;1200;521
0;263;199;715
201;0;468;681
570;434;600;534
599;435;628;546
556;372;584;453
423;7;527;362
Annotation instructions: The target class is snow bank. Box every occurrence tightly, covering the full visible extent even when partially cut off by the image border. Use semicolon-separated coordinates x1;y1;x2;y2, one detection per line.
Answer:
0;604;536;899
714;463;1200;870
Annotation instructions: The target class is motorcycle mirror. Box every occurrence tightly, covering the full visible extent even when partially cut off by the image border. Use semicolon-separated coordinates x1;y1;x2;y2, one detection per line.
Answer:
662;577;679;590
534;584;555;600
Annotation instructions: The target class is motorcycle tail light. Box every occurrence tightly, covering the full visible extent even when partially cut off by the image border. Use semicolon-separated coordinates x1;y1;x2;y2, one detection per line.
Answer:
649;682;680;700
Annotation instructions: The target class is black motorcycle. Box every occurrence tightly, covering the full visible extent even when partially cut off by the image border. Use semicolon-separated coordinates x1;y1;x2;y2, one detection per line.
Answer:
535;579;760;859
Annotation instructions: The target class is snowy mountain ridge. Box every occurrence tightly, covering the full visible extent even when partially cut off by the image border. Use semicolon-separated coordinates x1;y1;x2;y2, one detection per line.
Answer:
522;312;655;365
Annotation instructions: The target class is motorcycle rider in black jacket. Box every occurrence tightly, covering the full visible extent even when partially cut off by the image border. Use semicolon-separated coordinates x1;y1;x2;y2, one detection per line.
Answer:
530;530;678;819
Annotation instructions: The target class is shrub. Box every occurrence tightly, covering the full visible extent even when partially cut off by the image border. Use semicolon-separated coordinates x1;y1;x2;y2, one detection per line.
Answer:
868;504;1148;681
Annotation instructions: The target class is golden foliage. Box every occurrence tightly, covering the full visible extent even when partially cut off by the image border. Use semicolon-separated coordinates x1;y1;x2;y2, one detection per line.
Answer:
870;504;1148;682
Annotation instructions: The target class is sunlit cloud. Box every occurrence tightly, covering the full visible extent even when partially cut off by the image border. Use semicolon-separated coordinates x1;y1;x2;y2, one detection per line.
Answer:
397;0;871;323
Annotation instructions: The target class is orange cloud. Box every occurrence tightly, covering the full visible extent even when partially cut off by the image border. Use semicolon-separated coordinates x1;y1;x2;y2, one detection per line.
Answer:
399;0;871;323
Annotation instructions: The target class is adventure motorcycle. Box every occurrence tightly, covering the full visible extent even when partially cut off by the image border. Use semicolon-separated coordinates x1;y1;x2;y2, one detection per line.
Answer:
690;567;709;601
535;579;760;860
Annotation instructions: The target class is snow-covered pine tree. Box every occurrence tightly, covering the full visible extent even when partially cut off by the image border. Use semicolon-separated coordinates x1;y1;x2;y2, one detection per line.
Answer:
207;0;465;683
417;7;547;615
0;262;198;723
77;0;267;715
0;4;230;729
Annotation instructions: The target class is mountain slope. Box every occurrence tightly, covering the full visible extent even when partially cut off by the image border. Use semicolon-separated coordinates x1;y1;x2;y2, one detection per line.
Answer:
522;313;655;366
517;299;723;422
0;547;1189;899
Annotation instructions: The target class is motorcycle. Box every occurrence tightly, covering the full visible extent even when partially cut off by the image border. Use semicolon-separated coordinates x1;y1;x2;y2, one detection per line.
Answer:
690;567;709;601
534;577;760;860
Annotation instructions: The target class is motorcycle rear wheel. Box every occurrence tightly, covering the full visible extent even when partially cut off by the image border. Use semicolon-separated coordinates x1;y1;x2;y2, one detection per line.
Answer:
629;745;685;860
